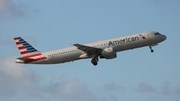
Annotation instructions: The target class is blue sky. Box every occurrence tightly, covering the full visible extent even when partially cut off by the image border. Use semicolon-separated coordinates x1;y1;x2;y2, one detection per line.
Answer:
0;0;180;101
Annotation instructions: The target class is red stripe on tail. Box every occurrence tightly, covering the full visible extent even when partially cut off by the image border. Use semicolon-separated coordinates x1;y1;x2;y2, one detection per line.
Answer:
20;51;29;54
16;42;21;45
18;46;25;50
14;38;18;40
24;56;47;63
24;53;42;58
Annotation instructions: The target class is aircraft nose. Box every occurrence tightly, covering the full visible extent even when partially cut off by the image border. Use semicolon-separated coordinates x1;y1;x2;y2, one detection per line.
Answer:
161;35;167;41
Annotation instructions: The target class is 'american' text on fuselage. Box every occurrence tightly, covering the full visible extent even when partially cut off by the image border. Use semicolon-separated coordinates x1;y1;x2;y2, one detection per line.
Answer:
108;36;139;46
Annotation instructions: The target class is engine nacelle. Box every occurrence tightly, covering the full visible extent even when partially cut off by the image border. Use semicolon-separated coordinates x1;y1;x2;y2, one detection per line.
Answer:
101;47;117;59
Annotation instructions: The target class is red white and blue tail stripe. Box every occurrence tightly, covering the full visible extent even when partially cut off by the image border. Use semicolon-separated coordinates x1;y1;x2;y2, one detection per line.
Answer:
14;37;46;63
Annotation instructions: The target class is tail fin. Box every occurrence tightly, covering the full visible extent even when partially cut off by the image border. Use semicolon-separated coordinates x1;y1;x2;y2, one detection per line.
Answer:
14;37;42;58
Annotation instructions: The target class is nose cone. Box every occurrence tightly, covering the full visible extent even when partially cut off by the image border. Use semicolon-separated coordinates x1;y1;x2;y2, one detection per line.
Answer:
161;35;167;41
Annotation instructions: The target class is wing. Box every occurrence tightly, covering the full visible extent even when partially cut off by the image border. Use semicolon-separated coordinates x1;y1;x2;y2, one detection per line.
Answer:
73;44;102;55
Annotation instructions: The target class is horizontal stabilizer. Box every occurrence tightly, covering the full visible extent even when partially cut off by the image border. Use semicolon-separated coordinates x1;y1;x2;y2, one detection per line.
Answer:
17;57;34;61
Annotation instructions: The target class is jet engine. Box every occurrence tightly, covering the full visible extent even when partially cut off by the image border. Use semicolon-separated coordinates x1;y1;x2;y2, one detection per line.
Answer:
100;47;117;59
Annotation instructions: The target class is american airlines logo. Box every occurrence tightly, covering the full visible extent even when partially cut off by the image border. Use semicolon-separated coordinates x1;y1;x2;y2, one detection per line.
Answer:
139;34;146;39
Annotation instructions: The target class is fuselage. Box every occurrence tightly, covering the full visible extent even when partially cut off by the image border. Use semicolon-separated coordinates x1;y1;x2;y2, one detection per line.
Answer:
15;31;166;64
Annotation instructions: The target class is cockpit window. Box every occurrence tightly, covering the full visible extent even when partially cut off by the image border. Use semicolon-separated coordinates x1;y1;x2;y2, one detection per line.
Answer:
155;32;161;35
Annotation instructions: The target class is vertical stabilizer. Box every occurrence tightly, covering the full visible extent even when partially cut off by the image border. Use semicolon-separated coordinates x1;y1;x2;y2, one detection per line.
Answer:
14;37;46;63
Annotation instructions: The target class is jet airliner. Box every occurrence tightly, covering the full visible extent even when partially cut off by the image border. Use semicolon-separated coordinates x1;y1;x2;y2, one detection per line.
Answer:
14;31;166;66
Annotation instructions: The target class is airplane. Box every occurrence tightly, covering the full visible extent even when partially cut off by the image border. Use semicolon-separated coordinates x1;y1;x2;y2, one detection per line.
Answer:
14;31;166;66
